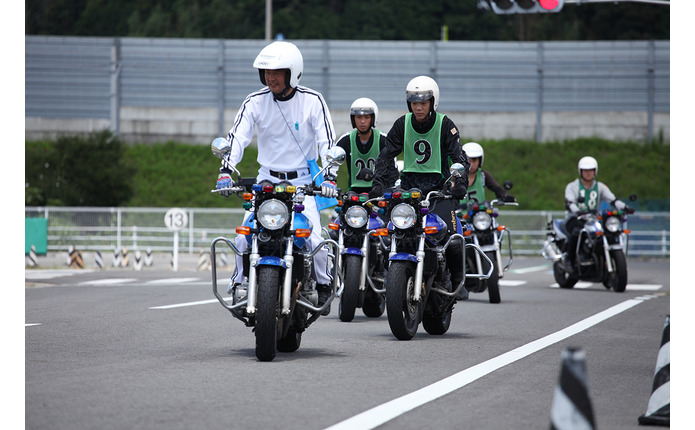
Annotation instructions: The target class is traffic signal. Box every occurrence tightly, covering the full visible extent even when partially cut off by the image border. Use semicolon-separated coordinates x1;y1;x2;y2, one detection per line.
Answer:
489;0;564;14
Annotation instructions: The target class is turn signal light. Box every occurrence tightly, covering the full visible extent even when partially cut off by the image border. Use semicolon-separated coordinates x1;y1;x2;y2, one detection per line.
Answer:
295;229;311;237
235;226;251;235
497;225;506;231
375;228;389;236
424;226;438;235
328;223;340;230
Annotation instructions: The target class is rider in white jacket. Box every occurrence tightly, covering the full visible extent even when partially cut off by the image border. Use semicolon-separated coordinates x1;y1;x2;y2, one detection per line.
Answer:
216;41;338;314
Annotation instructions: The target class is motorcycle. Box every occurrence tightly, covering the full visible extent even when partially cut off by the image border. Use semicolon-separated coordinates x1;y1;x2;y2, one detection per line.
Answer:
374;163;493;340
542;195;636;292
209;138;346;361
457;181;517;304
327;185;388;322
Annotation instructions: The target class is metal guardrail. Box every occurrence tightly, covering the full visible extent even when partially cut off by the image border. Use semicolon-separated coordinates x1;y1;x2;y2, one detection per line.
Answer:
25;207;670;258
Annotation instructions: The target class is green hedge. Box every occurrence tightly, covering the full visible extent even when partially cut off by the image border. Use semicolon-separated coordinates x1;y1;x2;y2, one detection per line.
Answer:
25;133;669;211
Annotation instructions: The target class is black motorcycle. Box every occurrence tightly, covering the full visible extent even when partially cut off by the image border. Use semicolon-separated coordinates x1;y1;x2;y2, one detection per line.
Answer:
328;188;388;322
542;196;636;292
209;138;345;361
375;164;491;340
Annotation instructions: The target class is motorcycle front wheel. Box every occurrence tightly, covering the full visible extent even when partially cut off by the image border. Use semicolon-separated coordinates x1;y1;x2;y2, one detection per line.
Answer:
339;254;362;322
255;266;280;362
553;261;578;289
603;250;628;292
385;261;422;340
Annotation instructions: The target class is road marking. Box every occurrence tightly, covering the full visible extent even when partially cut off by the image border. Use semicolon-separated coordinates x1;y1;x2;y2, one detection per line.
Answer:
550;283;662;291
499;280;526;287
509;264;550;274
150;297;232;310
25;270;93;280
145;278;201;284
323;295;659;430
25;323;42;327
78;278;137;286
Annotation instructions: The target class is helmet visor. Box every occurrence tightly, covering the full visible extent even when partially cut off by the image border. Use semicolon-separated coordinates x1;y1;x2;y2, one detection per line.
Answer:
350;107;375;116
406;90;433;103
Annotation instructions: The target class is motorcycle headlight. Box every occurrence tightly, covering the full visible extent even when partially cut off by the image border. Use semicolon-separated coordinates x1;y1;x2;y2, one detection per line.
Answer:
345;205;369;228
472;211;492;230
257;199;289;230
605;216;622;233
391;203;417;229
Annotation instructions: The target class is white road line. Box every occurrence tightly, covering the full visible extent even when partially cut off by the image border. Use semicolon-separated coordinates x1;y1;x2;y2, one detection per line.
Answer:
499;280;526;287
323;295;658;430
150;297;231;309
509;264;551;274
25;270;93;280
78;278;137;286
25;323;42;327
145;278;201;284
549;283;662;291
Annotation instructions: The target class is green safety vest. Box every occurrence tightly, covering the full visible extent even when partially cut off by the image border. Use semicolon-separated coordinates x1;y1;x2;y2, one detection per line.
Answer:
578;180;600;211
349;129;381;188
403;113;443;175
460;170;485;205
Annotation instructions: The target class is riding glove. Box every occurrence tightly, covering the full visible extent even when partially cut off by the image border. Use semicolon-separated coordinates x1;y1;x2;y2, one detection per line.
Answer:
216;173;233;197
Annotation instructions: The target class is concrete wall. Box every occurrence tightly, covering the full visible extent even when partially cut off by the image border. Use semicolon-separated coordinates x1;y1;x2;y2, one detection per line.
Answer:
25;107;670;144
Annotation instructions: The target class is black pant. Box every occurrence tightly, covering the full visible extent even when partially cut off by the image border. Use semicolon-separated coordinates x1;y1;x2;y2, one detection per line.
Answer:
565;215;584;262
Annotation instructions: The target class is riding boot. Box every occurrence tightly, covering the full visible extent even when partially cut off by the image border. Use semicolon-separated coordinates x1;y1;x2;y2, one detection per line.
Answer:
316;284;332;316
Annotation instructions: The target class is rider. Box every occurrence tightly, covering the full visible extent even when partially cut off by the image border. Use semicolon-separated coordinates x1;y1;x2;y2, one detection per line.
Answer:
459;141;515;206
563;156;634;271
369;75;471;300
335;97;388;194
215;40;338;314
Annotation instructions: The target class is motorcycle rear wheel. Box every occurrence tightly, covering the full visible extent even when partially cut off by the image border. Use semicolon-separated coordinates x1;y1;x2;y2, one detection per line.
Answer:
385;261;422;340
255;266;280;362
339;254;361;322
603;250;628;292
484;251;501;304
553;261;578;289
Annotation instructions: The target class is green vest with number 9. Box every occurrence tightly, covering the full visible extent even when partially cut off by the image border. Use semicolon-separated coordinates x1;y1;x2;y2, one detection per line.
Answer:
403;112;443;174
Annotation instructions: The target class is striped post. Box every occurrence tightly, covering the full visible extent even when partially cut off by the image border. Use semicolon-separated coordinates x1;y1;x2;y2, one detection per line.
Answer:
95;250;104;269
26;245;38;267
638;315;670;426
550;347;596;430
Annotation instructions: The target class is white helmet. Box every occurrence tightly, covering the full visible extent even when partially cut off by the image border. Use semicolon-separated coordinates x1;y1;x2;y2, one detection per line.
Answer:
253;41;304;89
406;75;439;112
349;97;379;129
462;142;484;167
577;156;598;176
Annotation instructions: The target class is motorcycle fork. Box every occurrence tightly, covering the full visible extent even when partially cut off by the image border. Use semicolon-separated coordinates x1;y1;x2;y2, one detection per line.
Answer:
359;232;370;292
245;234;261;316
281;236;294;316
601;235;614;273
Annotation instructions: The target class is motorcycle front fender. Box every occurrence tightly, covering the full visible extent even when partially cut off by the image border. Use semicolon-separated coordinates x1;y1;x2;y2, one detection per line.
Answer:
342;247;364;257
389;252;418;264
256;256;287;269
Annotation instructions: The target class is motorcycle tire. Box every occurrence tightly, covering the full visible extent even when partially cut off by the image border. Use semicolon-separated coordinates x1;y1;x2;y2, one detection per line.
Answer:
339;254;362;322
422;309;452;335
385;261;422;340
277;324;302;353
603;250;628;292
484;251;501;304
255;266;280;362
362;289;385;318
553;261;578;289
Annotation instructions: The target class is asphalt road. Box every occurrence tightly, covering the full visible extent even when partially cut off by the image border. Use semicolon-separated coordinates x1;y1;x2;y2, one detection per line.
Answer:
25;256;670;430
